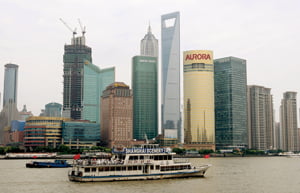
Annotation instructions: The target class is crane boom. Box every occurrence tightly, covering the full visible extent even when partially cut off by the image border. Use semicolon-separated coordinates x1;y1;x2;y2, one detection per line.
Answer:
78;18;86;36
59;18;77;37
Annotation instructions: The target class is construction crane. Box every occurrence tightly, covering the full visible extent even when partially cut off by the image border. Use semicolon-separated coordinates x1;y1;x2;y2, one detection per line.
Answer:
59;18;77;38
78;18;86;36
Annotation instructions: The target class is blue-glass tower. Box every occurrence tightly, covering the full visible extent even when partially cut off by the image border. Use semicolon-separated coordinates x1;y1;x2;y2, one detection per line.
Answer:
214;56;248;149
161;12;181;142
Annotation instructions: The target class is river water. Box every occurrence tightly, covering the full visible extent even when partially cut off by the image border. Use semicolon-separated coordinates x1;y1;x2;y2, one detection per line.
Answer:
0;157;299;193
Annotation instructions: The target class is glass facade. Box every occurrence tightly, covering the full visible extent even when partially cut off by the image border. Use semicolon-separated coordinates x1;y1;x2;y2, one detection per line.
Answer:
214;57;247;149
3;63;18;107
161;12;181;141
83;61;115;123
62;121;100;144
132;56;158;140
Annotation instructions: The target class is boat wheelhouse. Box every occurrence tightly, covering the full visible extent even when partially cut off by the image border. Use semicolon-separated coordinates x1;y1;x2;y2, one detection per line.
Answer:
68;144;211;182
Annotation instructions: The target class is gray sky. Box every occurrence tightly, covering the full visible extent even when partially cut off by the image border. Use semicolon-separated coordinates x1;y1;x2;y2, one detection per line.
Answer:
0;0;299;121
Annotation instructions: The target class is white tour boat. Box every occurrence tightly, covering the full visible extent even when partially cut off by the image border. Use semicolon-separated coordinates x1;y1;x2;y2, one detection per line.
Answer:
68;144;211;182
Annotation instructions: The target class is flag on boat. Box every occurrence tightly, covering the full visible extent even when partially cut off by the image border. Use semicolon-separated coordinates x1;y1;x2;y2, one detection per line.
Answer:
73;154;81;160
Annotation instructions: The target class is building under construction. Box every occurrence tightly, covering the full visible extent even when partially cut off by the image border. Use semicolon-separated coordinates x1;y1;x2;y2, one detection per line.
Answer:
62;19;92;120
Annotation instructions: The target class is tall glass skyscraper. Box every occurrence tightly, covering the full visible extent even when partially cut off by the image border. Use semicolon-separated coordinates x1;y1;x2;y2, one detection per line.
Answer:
214;57;248;149
140;25;158;57
3;63;18;107
161;12;181;142
0;63;20;144
132;56;158;140
83;61;115;123
63;35;92;120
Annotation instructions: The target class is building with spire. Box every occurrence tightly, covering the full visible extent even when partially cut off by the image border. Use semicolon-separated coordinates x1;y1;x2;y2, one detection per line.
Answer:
161;12;181;144
140;24;158;57
131;25;158;141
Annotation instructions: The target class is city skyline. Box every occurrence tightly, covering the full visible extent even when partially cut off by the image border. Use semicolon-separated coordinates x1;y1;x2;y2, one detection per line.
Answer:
0;1;300;123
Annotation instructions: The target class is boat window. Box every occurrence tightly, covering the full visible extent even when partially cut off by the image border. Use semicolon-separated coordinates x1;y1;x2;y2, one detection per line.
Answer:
139;156;144;160
92;168;97;172
129;156;139;160
156;165;160;170
84;168;90;172
138;166;142;170
103;167;109;171
116;166;121;171
150;165;154;170
128;166;133;171
133;166;138;170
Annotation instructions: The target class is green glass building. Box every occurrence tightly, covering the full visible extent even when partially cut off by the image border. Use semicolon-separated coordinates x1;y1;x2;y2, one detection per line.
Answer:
132;56;158;140
83;61;115;123
62;121;100;149
214;57;248;150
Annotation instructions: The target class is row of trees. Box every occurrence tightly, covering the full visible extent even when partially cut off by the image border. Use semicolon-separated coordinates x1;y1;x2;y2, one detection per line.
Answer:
0;145;111;155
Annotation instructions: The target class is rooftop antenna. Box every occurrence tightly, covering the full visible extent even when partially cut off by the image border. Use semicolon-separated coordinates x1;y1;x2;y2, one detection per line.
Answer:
78;18;86;36
59;18;77;38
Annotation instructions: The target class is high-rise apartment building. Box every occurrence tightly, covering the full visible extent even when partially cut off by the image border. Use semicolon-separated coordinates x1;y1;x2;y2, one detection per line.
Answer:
214;57;248;150
247;85;274;150
62;35;92;120
183;50;215;150
132;56;158;140
140;25;158;57
83;61;115;123
161;12;181;142
101;82;133;148
280;92;298;152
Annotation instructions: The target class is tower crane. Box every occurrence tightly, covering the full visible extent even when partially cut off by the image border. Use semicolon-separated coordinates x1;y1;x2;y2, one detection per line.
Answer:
59;18;77;38
78;18;86;36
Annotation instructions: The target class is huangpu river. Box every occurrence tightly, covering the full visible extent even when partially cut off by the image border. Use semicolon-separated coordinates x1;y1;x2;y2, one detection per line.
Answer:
0;157;300;193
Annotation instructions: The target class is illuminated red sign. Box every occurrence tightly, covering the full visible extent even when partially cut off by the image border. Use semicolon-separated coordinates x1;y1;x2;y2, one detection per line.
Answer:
185;53;211;61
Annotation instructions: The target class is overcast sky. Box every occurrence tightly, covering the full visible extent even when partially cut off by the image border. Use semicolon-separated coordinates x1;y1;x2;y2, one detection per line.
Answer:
0;0;299;121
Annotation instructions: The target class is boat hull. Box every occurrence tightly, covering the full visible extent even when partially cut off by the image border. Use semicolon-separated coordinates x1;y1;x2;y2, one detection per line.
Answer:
68;167;209;182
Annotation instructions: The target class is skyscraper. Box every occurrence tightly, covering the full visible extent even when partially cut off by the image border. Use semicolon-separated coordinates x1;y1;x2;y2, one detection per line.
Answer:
101;82;133;148
183;50;215;149
280;91;298;152
132;56;158;140
62;34;92;120
83;61;115;123
161;11;181;142
0;63;20;144
247;85;274;150
214;57;248;150
140;24;158;57
3;63;18;107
